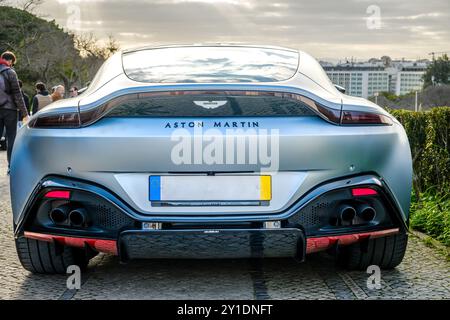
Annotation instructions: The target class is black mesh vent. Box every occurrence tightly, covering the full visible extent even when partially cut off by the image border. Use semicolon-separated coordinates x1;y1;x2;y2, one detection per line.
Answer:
289;200;331;229
84;202;135;230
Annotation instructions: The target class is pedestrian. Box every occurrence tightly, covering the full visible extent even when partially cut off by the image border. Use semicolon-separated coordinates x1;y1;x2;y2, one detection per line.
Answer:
18;80;29;119
0;51;29;173
69;86;78;98
51;85;65;102
31;82;52;115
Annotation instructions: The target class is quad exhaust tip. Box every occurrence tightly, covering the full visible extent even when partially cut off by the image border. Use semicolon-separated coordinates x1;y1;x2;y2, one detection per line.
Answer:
339;204;356;222
49;205;89;228
49;205;69;224
68;208;88;227
337;203;376;225
356;204;376;221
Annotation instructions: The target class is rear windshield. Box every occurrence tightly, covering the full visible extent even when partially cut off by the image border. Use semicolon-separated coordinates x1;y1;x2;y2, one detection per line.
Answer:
104;92;316;118
122;47;299;83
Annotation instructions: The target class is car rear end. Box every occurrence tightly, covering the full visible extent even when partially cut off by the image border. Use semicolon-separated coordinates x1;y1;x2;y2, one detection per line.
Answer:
10;46;412;273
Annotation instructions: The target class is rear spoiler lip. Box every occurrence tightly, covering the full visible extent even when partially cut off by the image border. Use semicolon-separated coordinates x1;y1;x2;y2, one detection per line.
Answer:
78;89;343;128
30;85;392;129
77;84;343;113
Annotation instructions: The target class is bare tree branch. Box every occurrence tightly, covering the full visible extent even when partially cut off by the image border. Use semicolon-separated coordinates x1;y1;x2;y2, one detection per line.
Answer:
21;0;44;12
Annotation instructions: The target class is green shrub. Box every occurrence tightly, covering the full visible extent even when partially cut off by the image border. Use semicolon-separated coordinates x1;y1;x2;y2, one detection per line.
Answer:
389;107;450;246
410;192;450;246
389;107;450;196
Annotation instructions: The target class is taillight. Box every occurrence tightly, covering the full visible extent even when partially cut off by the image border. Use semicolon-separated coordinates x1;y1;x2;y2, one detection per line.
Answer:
44;190;71;199
314;103;342;124
341;110;393;125
28;112;80;128
292;95;392;126
352;188;378;196
294;95;342;124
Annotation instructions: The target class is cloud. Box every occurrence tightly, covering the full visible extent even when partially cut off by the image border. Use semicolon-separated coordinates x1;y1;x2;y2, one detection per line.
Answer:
31;0;450;60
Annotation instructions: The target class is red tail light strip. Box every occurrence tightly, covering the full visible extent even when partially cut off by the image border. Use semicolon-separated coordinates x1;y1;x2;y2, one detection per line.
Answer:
306;228;399;254
351;188;378;197
24;231;118;255
44;190;71;199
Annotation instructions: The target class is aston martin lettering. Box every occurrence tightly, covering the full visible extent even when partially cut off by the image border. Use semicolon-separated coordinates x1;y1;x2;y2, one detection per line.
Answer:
164;121;259;128
165;121;204;128
213;121;259;128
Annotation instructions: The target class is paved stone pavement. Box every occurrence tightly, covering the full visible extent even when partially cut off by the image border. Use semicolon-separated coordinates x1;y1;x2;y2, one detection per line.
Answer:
0;152;449;300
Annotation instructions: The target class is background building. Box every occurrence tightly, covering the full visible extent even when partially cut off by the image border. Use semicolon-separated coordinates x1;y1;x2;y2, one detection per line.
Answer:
321;58;430;98
394;61;429;95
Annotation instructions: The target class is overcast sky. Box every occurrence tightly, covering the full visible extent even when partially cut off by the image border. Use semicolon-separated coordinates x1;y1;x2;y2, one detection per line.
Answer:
28;0;450;61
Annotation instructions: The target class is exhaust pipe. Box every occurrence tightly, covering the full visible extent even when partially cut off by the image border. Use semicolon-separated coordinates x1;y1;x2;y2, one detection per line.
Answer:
49;205;70;224
356;204;376;222
69;208;88;227
338;204;356;223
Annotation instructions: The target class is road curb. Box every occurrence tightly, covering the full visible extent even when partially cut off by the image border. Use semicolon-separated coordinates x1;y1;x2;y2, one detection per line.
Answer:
410;229;450;259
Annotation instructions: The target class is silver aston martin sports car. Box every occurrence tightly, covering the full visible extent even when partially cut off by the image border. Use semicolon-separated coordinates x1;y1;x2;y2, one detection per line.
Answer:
10;45;411;274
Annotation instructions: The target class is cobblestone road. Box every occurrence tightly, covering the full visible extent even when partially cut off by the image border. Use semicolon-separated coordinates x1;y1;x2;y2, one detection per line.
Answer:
0;152;449;300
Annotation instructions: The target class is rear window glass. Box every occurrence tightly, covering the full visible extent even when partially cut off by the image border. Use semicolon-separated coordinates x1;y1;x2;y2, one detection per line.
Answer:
105;93;316;118
122;46;299;83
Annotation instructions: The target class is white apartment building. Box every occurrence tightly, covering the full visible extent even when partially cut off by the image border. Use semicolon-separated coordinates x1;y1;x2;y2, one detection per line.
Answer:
325;68;389;98
322;59;429;98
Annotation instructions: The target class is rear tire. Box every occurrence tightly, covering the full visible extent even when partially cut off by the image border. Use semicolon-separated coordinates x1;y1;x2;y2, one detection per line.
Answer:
15;237;90;274
337;232;408;270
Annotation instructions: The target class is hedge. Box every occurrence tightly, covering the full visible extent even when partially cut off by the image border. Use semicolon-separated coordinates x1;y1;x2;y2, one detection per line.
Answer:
388;107;450;197
409;193;450;246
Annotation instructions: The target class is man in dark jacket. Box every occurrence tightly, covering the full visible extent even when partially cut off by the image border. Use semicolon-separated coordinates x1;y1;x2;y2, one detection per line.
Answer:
0;51;29;172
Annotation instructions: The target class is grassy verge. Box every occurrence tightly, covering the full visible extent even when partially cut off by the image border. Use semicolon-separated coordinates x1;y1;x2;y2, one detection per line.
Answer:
409;192;450;247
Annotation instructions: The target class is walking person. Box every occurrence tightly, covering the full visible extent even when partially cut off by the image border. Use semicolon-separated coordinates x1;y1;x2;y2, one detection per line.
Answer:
31;82;52;115
0;51;29;173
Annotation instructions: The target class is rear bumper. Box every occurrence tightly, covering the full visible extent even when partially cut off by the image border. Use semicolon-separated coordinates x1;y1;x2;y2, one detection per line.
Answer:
18;173;406;261
14;173;408;235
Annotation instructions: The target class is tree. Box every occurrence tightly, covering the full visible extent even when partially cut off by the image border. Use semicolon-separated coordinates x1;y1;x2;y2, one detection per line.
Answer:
423;54;450;88
20;0;44;12
0;5;119;96
0;0;44;12
72;33;120;87
381;56;392;67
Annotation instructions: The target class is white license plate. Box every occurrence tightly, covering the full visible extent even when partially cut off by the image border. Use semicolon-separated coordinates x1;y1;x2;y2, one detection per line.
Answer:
149;175;271;203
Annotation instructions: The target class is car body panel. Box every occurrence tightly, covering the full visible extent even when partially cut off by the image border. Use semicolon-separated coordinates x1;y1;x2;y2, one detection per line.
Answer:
11;113;411;223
